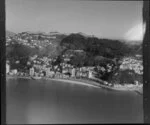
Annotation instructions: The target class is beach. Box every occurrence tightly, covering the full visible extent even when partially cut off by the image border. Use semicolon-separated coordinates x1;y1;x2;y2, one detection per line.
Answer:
6;75;143;95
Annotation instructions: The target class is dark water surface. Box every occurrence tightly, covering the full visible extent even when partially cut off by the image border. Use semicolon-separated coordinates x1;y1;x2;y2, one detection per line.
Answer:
6;78;143;124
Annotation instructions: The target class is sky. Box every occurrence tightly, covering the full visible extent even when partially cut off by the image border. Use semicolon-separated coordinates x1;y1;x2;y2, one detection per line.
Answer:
6;0;144;41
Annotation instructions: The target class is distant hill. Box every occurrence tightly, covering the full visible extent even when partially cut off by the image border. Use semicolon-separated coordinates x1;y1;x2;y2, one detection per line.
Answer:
6;31;68;58
22;31;67;37
60;33;87;50
124;40;143;45
60;33;134;59
6;30;16;37
127;43;142;55
77;32;94;38
7;30;142;60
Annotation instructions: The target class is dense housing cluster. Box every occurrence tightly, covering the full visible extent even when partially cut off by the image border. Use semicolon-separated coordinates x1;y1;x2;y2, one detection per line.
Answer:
119;55;143;75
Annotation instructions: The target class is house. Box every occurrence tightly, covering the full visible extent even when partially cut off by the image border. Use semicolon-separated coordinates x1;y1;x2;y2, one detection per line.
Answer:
88;70;93;79
11;69;18;75
29;67;35;76
6;63;10;74
71;68;76;77
46;68;51;77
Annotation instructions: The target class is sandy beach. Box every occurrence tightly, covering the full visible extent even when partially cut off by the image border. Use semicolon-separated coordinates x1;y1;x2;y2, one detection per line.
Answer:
51;78;143;94
6;75;143;95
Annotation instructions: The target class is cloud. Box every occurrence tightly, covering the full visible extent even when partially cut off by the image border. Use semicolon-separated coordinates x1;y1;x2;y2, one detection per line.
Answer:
124;22;146;41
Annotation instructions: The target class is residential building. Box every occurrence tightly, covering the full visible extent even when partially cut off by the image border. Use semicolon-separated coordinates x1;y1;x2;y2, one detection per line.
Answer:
46;68;51;77
11;69;18;75
88;70;93;79
71;68;76;77
29;67;35;76
6;63;10;74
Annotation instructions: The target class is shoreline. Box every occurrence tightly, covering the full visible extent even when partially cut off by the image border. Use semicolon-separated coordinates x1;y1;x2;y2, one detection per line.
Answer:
6;75;143;95
6;75;31;80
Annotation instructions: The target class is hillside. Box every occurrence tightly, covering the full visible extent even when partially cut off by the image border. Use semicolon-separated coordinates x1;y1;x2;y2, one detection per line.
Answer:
124;40;143;45
60;33;140;59
6;31;68;58
6;30;16;37
6;31;142;64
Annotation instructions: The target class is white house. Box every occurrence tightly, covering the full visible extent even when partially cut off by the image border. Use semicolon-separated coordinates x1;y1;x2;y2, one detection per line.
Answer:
71;68;76;77
6;63;10;74
11;69;18;75
88;70;93;79
29;67;35;76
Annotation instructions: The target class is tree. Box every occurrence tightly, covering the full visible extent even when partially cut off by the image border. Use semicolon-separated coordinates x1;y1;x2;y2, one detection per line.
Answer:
93;57;118;81
69;51;87;67
6;43;34;70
